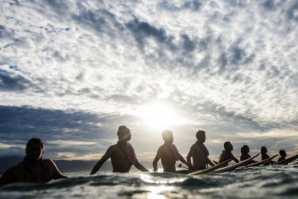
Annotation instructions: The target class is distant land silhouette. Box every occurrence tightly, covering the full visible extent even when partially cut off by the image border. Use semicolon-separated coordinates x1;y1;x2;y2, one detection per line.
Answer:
0;156;153;174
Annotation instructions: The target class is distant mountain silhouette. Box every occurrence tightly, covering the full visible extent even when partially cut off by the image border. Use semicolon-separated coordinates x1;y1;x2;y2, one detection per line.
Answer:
0;156;153;174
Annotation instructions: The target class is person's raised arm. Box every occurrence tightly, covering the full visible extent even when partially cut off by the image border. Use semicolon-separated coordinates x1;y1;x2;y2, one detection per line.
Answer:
186;146;195;170
90;146;114;175
152;147;162;171
0;166;16;187
47;160;68;180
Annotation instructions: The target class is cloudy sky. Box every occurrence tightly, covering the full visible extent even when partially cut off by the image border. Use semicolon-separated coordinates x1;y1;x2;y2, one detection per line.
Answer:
0;0;298;162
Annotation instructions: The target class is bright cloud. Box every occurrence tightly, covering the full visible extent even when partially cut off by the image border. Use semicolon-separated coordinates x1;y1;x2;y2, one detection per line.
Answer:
0;0;298;160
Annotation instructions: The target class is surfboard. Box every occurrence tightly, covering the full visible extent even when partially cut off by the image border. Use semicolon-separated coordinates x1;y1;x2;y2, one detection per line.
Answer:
276;154;298;165
188;159;230;176
213;153;260;173
245;154;278;167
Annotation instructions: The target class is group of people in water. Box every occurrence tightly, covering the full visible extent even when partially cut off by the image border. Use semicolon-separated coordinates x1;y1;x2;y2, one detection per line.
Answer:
0;125;290;186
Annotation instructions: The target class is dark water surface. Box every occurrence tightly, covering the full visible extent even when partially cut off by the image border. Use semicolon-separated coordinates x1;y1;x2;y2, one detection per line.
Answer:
1;165;298;199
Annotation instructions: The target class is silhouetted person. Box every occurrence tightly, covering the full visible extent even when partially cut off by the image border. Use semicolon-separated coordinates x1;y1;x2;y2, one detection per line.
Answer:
0;137;68;187
261;146;275;165
90;125;148;174
278;149;287;162
153;130;190;173
187;130;215;171
219;141;239;166
240;145;251;161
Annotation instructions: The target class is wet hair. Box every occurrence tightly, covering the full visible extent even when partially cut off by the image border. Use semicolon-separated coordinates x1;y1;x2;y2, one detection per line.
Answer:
196;130;205;140
260;146;267;154
117;125;131;139
162;130;172;140
25;137;44;153
279;149;286;157
224;141;231;150
241;145;249;154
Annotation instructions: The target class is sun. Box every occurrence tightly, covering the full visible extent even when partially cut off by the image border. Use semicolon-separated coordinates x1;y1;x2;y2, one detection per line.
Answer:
137;103;189;132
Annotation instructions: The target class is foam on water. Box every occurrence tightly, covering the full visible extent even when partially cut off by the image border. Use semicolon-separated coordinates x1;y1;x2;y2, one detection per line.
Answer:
1;165;298;199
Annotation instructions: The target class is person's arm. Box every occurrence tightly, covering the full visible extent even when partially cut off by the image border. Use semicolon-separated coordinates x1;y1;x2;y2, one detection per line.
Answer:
231;154;239;163
207;158;215;167
0;166;16;187
186;146;195;170
152;147;162;171
178;153;190;169
90;146;114;174
47;160;68;180
134;162;149;172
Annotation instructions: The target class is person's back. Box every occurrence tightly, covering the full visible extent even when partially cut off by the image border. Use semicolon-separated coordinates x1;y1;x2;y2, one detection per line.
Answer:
108;144;133;172
158;144;177;172
0;137;67;186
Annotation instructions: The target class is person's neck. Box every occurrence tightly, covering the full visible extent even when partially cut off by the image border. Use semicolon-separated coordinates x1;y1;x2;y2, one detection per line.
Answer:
26;158;41;165
197;140;204;144
118;140;128;145
164;141;172;145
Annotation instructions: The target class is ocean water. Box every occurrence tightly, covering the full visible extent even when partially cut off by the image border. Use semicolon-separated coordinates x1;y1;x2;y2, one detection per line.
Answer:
0;165;298;199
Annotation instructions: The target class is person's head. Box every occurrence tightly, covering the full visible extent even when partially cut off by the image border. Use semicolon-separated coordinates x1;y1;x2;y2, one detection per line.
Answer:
196;130;206;143
25;137;44;161
117;125;131;142
224;141;233;151
241;145;250;154
260;146;267;154
162;130;173;144
279;149;287;158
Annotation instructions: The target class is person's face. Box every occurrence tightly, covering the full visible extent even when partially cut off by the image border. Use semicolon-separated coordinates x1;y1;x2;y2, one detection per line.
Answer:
120;133;131;142
228;143;233;151
198;133;206;143
26;143;43;161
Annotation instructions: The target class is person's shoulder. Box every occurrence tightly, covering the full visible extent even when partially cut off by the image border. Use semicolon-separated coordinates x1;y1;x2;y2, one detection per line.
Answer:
44;159;55;164
107;144;119;153
190;143;197;148
3;162;23;174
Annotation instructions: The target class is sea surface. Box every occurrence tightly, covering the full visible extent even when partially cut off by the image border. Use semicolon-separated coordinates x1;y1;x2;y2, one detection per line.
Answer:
0;165;298;199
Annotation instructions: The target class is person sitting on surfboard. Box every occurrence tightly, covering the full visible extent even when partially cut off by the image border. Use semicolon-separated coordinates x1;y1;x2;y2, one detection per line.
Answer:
153;130;190;173
240;145;251;161
260;146;275;165
0;137;68;187
90;125;148;174
219;141;239;166
278;149;287;162
186;130;215;171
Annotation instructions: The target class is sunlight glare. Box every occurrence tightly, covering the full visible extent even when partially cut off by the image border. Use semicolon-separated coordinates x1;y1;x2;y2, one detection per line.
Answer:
138;103;189;132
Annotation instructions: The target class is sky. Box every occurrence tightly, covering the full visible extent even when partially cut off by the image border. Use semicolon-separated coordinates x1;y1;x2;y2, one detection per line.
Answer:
0;0;298;162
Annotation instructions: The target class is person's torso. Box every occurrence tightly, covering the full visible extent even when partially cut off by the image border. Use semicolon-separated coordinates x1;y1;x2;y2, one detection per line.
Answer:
111;145;132;172
192;144;208;170
14;160;52;183
160;145;177;172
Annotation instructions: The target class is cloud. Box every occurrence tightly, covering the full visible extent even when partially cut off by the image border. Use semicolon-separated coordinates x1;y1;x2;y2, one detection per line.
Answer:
0;0;298;160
